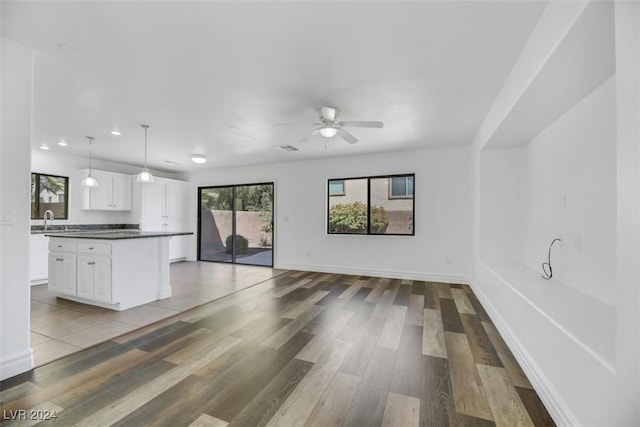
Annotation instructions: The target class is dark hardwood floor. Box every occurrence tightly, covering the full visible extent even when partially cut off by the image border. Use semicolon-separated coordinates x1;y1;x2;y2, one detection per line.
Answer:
0;270;555;426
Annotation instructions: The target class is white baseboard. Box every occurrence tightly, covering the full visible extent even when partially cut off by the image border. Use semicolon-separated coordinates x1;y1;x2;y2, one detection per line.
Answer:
469;281;579;427
0;348;34;381
275;262;469;284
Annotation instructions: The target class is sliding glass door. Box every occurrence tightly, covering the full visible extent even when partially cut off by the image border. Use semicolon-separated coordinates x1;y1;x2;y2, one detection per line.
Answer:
198;183;273;267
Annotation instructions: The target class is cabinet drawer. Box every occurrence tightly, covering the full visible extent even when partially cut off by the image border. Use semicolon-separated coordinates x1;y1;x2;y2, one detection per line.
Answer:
77;242;111;255
49;241;76;253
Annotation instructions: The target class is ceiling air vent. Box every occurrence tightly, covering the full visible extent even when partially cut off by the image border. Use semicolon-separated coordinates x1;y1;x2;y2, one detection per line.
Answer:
279;145;299;152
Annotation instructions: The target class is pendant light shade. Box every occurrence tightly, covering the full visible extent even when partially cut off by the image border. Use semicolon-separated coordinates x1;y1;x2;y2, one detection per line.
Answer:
81;136;99;188
136;169;154;183
136;124;155;183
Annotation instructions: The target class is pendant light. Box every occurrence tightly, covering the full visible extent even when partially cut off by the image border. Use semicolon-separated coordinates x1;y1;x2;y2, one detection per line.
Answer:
81;136;99;188
136;124;155;183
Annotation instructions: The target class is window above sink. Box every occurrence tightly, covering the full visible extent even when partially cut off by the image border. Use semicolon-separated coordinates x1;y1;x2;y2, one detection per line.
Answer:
31;172;69;219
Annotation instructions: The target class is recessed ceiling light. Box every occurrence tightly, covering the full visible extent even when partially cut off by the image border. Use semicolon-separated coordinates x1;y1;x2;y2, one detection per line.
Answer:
191;154;207;164
57;139;68;146
111;129;121;136
40;143;50;150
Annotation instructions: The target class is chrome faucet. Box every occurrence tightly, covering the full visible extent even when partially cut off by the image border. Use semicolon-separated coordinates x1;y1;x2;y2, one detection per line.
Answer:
43;210;54;231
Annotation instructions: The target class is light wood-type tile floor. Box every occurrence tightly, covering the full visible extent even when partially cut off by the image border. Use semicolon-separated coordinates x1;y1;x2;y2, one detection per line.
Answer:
3;271;556;426
29;261;286;366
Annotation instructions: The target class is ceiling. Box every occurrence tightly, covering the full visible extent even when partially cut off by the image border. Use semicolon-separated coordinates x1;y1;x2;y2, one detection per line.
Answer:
2;1;547;172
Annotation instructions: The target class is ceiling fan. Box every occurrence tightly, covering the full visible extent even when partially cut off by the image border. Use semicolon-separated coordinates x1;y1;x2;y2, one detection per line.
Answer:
298;106;383;145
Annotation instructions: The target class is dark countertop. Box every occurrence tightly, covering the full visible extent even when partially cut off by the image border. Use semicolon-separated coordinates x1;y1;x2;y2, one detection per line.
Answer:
45;230;194;240
32;224;140;234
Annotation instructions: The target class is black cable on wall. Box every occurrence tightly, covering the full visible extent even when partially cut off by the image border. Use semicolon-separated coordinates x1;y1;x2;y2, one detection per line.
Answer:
541;238;562;280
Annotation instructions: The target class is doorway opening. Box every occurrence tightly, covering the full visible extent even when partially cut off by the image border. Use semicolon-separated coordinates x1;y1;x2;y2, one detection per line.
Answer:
198;182;274;267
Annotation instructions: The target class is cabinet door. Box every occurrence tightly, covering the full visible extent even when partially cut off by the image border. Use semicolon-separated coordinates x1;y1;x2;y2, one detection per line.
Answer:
140;219;165;232
87;170;112;210
30;235;49;282
76;254;94;299
141;179;166;221
111;175;132;211
166;180;188;221
61;253;77;295
92;257;112;303
167;220;188;261
48;252;63;292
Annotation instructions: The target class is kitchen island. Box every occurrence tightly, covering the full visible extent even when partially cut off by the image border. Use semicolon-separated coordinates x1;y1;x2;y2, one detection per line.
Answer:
45;230;193;311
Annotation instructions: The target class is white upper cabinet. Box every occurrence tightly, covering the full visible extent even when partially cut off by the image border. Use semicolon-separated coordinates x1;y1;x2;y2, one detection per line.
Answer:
140;177;188;226
139;177;189;261
82;169;132;211
166;180;188;222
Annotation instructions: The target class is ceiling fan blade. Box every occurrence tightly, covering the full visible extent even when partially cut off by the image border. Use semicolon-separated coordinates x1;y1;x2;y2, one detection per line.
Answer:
338;120;384;128
298;129;318;143
337;128;358;144
321;106;337;122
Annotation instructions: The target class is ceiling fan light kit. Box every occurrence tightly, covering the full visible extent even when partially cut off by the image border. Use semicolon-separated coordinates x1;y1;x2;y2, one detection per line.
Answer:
297;106;384;145
319;126;338;138
191;153;207;164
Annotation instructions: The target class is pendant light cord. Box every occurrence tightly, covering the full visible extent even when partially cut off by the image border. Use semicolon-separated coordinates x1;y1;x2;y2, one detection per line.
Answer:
141;124;149;169
86;136;94;174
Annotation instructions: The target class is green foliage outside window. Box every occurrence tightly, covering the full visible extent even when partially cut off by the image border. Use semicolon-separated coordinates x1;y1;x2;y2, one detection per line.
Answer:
328;202;389;234
201;185;273;234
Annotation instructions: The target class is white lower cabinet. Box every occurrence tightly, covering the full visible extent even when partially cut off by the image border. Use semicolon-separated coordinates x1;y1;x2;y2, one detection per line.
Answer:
47;236;173;311
30;234;49;284
77;254;111;303
48;251;77;295
48;240;113;304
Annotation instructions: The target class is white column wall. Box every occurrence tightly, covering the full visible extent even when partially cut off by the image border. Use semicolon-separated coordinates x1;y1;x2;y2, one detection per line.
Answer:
614;1;640;422
0;37;34;380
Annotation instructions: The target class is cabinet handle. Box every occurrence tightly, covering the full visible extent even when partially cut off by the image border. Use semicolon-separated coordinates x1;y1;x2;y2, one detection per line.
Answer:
57;245;62;248
88;247;94;250
87;261;96;265
57;258;63;262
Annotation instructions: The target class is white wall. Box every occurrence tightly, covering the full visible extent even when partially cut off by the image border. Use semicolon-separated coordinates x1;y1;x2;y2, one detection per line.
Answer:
188;146;472;283
0;38;34;380
31;150;183;226
524;76;617;306
479;147;524;264
470;2;640;425
613;1;640;421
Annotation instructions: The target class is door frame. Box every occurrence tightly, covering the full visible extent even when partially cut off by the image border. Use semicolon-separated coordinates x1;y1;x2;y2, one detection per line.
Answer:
197;181;274;267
